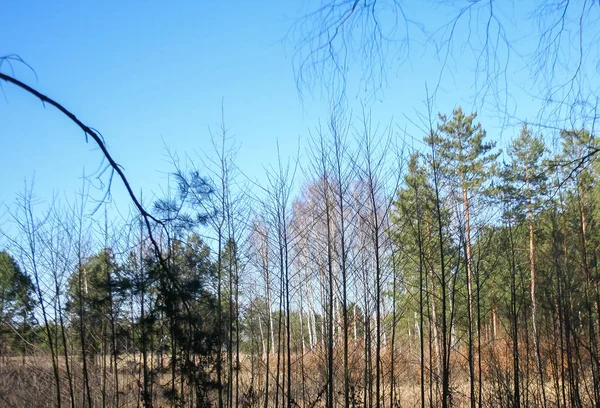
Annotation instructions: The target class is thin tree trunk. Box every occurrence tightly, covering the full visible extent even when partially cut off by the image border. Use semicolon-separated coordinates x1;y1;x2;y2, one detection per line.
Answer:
507;213;521;408
461;181;476;408
431;145;450;408
576;184;600;406
527;168;547;408
417;208;426;408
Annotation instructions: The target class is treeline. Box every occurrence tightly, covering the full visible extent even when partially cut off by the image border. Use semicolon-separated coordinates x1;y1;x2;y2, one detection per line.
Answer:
1;108;600;408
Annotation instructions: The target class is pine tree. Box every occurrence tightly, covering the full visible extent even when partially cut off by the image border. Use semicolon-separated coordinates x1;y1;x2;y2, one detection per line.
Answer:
428;107;499;408
559;128;600;405
0;250;36;358
504;124;548;407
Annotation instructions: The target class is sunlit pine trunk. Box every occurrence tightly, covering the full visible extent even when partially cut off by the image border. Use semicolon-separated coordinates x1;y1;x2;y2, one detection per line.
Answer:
460;170;476;408
577;181;600;406
526;166;547;408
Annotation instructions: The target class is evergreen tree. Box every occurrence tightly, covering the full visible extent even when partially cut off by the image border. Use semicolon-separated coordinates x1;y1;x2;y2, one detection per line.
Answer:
67;249;119;355
427;107;499;408
504;124;549;406
0;250;36;357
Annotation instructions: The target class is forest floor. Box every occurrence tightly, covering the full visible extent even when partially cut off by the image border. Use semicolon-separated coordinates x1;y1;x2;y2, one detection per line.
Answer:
0;346;582;407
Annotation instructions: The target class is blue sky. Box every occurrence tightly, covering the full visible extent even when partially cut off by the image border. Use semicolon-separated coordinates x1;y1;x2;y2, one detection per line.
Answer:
1;1;592;225
1;2;306;206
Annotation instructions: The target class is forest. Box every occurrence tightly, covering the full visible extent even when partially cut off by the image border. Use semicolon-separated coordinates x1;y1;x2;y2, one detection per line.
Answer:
2;107;600;407
2;1;600;408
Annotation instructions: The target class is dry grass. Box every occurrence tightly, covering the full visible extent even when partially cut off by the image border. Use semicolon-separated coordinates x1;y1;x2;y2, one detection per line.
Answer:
0;338;592;407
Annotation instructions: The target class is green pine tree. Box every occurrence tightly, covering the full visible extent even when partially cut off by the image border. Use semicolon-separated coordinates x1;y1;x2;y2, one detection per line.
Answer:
427;107;500;408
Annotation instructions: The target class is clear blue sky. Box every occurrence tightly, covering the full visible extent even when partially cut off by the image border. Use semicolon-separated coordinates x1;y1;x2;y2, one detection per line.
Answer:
1;1;589;224
1;1;310;210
